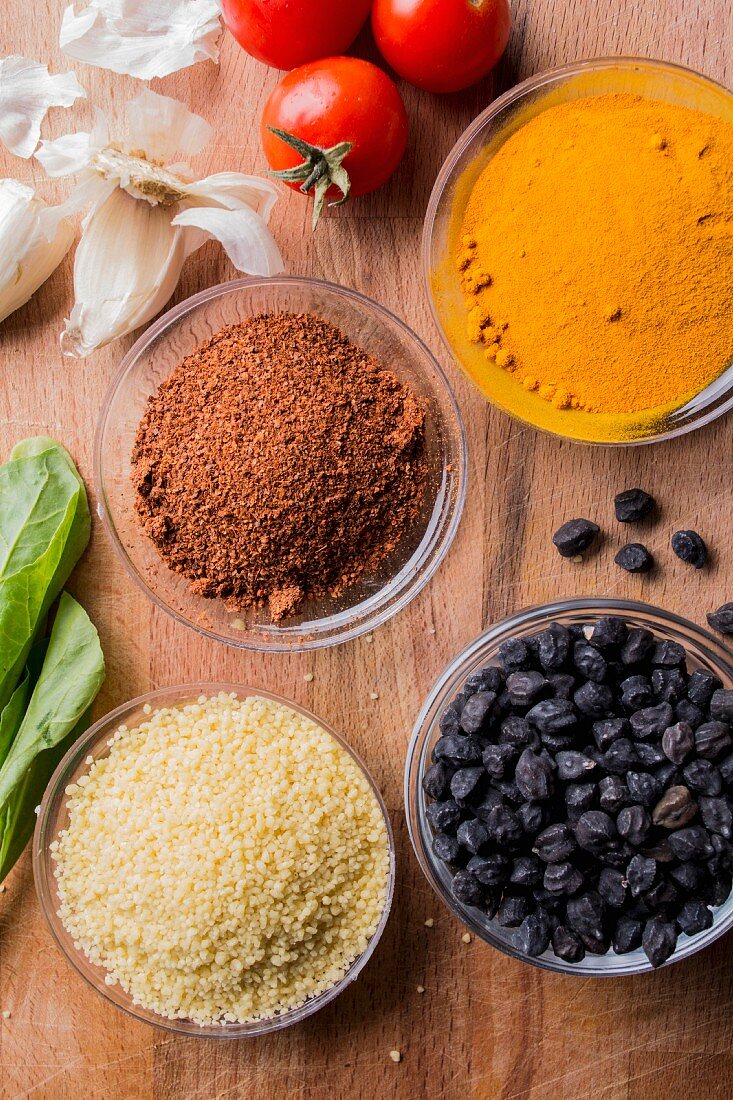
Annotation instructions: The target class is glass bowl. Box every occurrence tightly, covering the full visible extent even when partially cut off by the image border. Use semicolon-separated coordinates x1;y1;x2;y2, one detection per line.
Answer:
33;684;396;1037
405;598;733;975
95;277;467;651
424;57;733;445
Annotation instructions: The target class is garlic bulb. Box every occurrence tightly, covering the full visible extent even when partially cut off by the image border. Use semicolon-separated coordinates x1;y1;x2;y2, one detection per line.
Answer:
0;180;74;324
60;0;222;80
36;89;284;358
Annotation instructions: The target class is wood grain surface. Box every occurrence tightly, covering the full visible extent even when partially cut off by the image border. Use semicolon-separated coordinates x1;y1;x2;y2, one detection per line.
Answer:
1;1;733;1098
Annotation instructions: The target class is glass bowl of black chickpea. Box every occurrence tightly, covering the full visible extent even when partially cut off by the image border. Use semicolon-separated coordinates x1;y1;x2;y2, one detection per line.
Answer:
405;598;733;975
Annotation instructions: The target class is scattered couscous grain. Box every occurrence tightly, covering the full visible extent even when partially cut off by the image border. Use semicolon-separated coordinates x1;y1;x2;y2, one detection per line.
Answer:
416;985;425;994
369;692;379;701
424;918;434;928
2;1010;10;1019
462;932;472;944
51;693;391;1026
389;1050;402;1063
303;673;314;683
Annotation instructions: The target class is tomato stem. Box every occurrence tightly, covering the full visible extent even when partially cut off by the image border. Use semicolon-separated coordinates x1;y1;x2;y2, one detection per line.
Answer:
267;127;353;231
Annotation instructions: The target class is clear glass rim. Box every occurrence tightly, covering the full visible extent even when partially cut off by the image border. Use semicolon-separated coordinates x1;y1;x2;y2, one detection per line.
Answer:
405;597;733;976
33;682;396;1037
94;275;468;653
422;55;733;448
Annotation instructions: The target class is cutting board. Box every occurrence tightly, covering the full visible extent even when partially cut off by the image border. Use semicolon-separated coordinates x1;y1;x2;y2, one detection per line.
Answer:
1;1;733;1096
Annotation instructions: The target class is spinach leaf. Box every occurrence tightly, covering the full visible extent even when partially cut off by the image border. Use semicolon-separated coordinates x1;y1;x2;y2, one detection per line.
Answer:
0;592;104;810
0;639;47;769
0;706;92;882
0;671;33;771
0;438;90;714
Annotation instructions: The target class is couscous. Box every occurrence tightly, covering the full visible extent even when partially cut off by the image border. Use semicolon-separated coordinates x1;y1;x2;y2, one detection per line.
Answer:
51;693;391;1025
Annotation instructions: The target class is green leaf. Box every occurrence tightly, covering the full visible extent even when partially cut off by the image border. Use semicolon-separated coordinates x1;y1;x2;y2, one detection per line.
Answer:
0;705;91;882
0;438;90;715
0;592;104;810
0;637;49;769
0;669;33;771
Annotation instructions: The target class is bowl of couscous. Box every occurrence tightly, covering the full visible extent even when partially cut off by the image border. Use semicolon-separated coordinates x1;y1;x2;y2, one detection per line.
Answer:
33;685;395;1037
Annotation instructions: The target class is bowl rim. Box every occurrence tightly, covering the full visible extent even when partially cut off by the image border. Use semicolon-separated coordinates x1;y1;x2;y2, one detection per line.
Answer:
94;275;468;653
422;54;733;447
33;682;396;1037
405;596;733;976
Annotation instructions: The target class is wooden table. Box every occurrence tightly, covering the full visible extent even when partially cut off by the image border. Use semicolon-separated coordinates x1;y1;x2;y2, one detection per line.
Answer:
2;2;732;1097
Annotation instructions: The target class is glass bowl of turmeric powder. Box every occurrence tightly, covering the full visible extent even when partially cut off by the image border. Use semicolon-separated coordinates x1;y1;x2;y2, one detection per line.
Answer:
424;57;733;445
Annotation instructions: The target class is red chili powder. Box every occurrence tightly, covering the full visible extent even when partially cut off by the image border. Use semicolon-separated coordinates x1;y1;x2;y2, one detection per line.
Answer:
131;312;428;621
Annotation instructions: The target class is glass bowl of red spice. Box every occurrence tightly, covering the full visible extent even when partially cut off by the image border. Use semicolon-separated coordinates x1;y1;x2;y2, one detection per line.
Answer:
424;56;733;445
95;276;467;652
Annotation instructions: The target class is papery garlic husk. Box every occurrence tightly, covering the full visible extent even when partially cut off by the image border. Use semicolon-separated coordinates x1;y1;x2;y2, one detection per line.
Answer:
0;179;74;323
36;90;284;358
60;0;222;80
0;56;85;158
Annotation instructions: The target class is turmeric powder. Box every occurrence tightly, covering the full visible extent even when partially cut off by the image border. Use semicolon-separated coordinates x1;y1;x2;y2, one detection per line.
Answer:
456;93;733;436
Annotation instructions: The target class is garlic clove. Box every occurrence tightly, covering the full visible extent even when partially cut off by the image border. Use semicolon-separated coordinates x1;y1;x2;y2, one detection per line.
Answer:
0;56;85;159
48;174;118;227
0;179;74;323
183;172;280;221
172;205;284;275
62;186;185;357
60;0;222;81
175;171;282;269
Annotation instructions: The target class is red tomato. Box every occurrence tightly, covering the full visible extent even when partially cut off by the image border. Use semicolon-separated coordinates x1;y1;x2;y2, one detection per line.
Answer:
262;58;409;227
372;0;511;94
221;0;372;71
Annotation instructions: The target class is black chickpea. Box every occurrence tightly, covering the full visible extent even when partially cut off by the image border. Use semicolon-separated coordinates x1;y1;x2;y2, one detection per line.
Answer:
424;617;733;968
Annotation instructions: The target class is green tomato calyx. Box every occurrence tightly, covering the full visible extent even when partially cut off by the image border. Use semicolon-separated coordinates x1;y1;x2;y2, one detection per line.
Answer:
267;127;353;231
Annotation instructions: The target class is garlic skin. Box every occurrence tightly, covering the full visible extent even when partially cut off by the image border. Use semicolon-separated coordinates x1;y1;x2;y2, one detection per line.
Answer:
0;56;85;158
60;0;222;79
0;180;74;324
36;90;284;358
